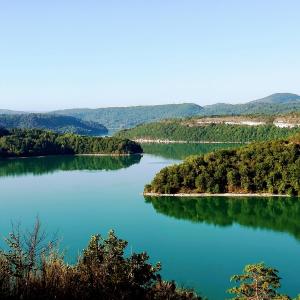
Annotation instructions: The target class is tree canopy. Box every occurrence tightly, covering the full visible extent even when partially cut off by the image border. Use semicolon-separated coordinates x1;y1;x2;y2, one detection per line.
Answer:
145;137;300;196
0;128;142;157
116;121;300;143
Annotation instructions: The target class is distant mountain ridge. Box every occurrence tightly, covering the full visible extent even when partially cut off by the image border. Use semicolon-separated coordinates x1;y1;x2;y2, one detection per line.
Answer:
0;114;108;135
201;93;300;115
249;93;300;104
53;103;204;129
1;93;300;131
0;109;27;115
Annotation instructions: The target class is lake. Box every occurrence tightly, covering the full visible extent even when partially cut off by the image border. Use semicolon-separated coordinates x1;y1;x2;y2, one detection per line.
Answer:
0;143;299;299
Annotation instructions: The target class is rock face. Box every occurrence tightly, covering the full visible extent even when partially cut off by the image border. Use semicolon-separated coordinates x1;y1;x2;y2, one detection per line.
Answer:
189;115;300;128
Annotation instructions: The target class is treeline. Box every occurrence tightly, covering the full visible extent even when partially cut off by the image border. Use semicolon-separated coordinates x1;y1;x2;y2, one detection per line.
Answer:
0;220;296;299
145;196;300;240
0;155;141;177
116;121;300;143
0;128;142;157
0;113;108;135
145;138;300;195
202;100;300;116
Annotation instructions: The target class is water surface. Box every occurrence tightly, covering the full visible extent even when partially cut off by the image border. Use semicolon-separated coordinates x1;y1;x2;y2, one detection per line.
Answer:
0;143;299;299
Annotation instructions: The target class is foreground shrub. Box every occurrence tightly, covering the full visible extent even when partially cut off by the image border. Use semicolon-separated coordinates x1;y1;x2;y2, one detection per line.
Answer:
0;220;201;300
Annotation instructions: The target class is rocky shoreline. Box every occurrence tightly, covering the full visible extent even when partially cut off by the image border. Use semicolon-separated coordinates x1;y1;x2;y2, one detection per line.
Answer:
143;192;291;197
134;138;245;144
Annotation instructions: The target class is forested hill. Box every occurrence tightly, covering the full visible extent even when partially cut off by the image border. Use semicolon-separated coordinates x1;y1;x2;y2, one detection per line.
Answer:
53;103;204;129
0;128;142;157
201;93;300;115
0;114;108;136
1;93;300;130
115;119;300;143
0;109;26;115
53;95;300;129
144;136;300;196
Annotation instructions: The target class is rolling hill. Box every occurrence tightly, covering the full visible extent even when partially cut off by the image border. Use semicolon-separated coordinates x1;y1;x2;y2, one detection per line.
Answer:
0;114;108;135
53;103;204;130
249;93;300;104
0;109;26;115
201;93;300;115
1;93;300;132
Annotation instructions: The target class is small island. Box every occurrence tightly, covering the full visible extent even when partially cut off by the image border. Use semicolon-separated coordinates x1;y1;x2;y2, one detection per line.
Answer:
144;134;300;196
0;128;143;158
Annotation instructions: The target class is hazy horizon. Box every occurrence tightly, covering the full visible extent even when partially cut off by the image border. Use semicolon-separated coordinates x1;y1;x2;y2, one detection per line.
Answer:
1;1;300;110
1;91;300;112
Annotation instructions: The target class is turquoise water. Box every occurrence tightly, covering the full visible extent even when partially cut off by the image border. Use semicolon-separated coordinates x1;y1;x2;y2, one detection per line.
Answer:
0;144;299;299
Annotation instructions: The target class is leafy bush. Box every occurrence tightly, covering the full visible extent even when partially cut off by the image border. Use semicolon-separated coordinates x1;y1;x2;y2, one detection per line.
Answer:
0;220;201;300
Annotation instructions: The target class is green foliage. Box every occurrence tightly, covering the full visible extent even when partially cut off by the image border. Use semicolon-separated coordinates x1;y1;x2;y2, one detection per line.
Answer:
0;221;201;300
228;263;290;300
0;127;10;137
54;103;204;129
202;93;300;115
145;138;300;195
145;196;300;241
116;121;300;143
0;113;108;135
0;128;143;157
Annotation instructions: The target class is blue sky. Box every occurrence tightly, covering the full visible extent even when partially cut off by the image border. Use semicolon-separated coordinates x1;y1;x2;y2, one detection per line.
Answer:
0;0;300;110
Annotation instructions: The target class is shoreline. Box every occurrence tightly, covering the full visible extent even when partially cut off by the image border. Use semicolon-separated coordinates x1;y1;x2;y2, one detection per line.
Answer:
1;153;143;160
75;153;142;157
143;192;292;197
134;139;246;144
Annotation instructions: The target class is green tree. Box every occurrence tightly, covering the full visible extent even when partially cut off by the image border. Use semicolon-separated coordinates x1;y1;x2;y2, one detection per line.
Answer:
228;263;290;300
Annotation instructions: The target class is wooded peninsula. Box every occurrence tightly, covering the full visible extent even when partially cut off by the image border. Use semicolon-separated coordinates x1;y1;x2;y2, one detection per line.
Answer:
116;117;300;143
144;135;300;196
0;128;142;157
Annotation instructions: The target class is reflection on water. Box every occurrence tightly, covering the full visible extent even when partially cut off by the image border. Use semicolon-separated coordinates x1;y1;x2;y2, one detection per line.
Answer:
0;155;142;177
142;143;242;160
145;196;300;240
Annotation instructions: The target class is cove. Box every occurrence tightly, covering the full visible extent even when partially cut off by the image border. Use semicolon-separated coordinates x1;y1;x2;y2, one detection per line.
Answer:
0;143;299;299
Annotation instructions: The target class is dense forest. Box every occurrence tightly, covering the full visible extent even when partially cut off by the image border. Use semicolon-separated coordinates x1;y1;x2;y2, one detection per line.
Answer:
54;103;204;129
144;137;300;196
0;114;108;135
116;121;300;143
0;155;141;177
145;196;300;240
0;128;142;157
